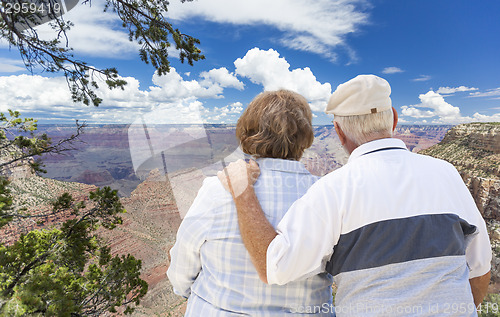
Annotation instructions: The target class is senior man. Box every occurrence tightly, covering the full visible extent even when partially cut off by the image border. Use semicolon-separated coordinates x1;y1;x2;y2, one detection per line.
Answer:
218;75;491;316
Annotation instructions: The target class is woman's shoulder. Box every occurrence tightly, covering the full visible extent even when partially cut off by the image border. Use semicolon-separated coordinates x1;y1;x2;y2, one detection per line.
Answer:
183;176;233;219
200;176;230;197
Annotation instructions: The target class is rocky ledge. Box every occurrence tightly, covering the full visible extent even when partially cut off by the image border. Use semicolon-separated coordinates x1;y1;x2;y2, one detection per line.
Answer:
420;122;500;220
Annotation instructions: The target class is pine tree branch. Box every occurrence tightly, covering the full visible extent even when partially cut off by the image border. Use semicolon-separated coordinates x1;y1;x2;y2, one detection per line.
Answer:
2;235;60;297
0;121;85;170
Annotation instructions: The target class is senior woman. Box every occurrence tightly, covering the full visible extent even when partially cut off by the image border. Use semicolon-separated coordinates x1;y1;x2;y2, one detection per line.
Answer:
167;90;334;316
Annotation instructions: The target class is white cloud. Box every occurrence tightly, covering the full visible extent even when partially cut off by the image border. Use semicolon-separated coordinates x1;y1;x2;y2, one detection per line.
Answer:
30;2;139;58
0;47;338;123
401;90;500;124
471;112;500;122
204;102;244;123
401;107;435;119
200;68;244;90
0;65;246;123
94;75;149;108
382;67;404;74
234;48;331;111
149;68;227;101
436;86;478;95
0;74;73;113
401;91;466;124
133;99;207;124
0;58;26;73
226;102;244;114
412;75;432;82
469;87;500;99
167;0;369;62
279;34;341;62
0;64;24;73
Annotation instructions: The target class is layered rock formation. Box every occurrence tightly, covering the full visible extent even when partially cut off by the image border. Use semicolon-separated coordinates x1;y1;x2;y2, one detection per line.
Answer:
97;168;185;316
394;125;452;152
70;169;115;186
0;141;35;179
301;126;348;176
38;124;450;197
1;176;97;245
38;124;141;197
420;123;500;220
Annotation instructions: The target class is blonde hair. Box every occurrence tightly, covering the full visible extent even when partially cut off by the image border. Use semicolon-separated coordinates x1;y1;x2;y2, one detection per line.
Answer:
334;109;394;146
236;90;314;160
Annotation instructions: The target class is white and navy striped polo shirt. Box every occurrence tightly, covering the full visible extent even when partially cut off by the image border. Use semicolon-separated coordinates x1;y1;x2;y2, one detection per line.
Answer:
267;138;491;316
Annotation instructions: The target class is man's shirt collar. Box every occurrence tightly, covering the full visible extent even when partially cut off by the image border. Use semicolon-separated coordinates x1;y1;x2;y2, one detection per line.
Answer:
348;138;408;163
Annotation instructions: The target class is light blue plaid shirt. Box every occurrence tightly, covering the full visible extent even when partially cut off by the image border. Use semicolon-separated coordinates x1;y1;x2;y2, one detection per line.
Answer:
167;158;334;316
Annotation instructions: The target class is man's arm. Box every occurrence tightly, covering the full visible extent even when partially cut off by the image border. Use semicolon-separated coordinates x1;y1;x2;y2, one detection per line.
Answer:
234;187;277;283
218;159;276;283
470;270;491;307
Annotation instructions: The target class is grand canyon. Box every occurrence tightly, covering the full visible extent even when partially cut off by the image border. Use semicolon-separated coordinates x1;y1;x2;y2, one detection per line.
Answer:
2;123;499;316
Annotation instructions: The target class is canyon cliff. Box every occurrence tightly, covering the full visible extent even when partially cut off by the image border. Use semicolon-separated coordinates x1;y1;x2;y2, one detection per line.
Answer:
420;123;500;220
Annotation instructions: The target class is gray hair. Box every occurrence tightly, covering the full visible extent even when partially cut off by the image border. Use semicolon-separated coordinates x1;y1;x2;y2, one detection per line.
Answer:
334;109;394;146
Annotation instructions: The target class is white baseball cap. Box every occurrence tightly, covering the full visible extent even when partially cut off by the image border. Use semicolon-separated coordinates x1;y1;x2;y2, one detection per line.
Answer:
325;74;392;116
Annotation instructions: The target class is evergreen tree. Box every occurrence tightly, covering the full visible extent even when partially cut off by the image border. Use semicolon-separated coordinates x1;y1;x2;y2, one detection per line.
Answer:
0;111;148;316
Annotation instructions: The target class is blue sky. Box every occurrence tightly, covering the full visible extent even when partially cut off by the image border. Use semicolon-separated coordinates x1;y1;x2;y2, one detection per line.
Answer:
0;0;499;125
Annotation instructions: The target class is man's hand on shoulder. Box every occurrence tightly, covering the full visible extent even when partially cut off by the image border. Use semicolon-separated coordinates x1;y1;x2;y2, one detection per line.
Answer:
218;159;274;283
217;159;260;198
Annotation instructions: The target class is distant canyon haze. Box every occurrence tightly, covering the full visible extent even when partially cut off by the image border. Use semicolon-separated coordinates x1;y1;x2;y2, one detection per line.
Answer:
39;124;452;198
